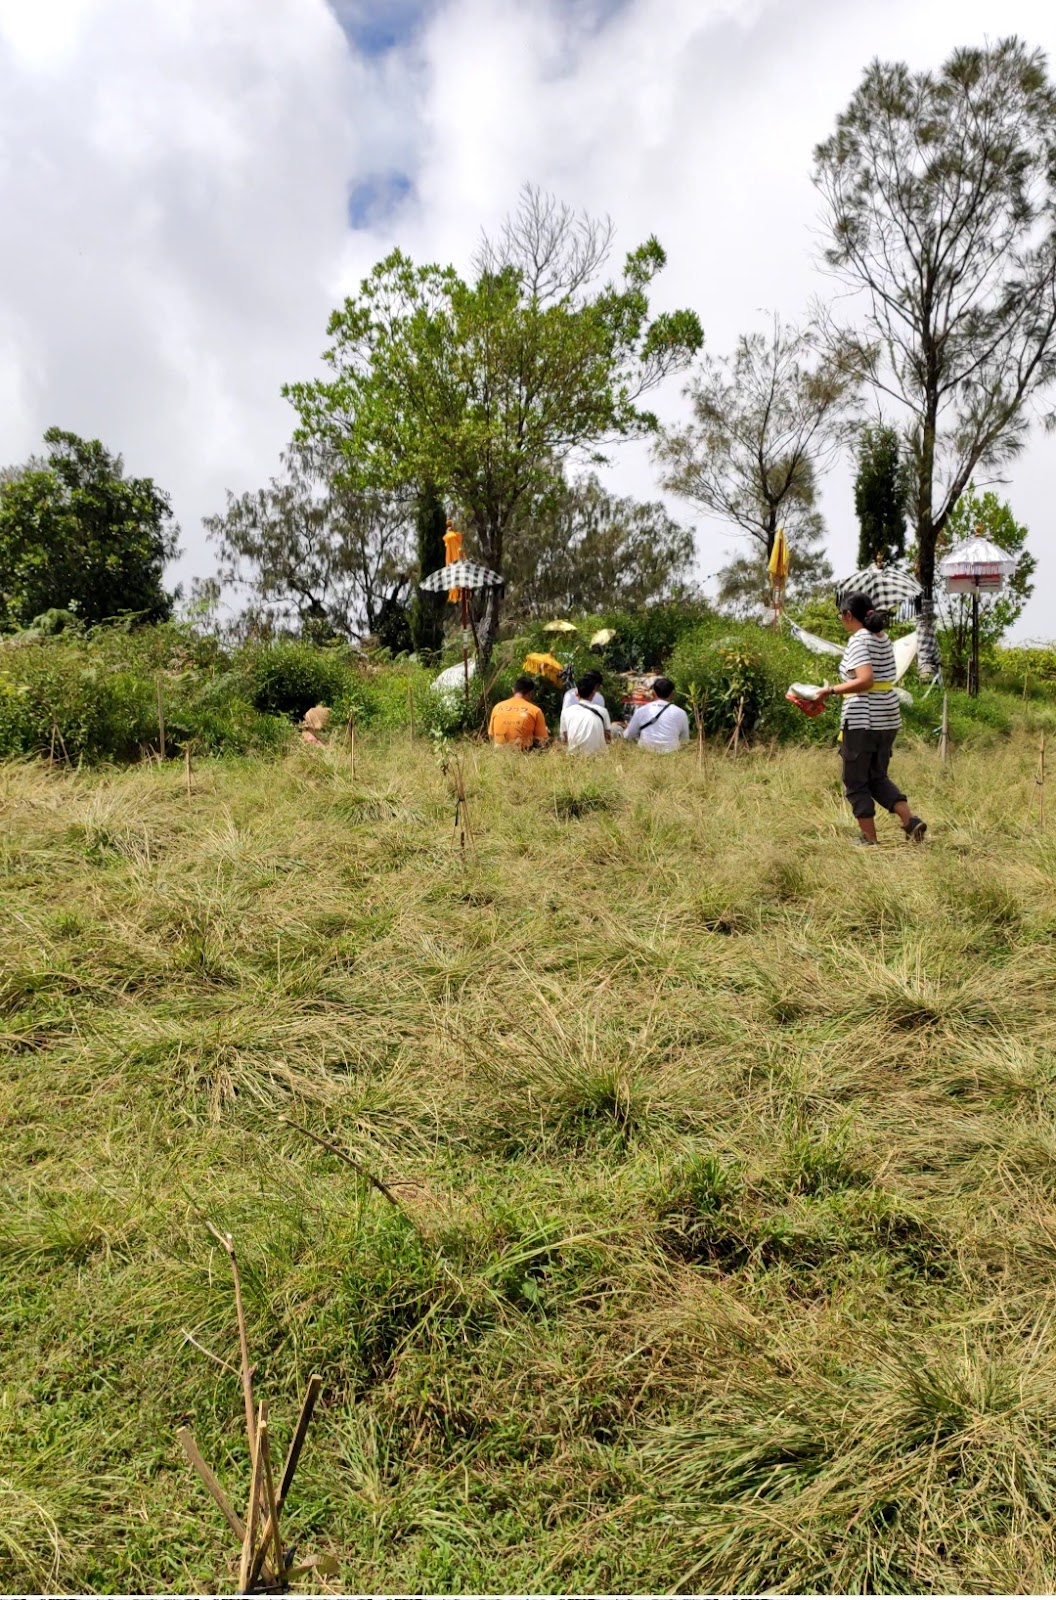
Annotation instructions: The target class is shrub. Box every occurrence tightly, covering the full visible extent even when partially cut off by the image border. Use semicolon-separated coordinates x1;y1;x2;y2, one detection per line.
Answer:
243;640;357;718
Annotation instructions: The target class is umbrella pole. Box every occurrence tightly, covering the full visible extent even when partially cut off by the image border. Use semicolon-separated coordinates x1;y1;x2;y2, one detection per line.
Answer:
969;589;980;699
461;590;470;707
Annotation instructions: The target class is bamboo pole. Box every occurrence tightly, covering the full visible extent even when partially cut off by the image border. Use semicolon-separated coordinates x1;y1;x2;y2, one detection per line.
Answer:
156;677;167;760
408;685;415;742
347;710;356;782
1039;732;1047;830
238;1400;266;1592
205;1225;256;1458
185;741;193;799
940;692;949;766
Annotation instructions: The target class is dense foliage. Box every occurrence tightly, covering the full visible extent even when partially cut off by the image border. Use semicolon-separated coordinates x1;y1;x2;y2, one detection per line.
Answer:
0;429;178;630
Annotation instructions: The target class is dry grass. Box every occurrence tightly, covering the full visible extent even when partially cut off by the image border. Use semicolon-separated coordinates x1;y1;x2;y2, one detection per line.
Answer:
2;730;1056;1593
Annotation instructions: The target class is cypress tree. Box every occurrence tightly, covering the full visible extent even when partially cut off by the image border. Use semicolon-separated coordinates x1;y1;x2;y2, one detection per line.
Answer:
854;425;908;567
408;482;447;660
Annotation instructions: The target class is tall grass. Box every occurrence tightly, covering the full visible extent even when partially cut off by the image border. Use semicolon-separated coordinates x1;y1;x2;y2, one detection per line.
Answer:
3;730;1056;1592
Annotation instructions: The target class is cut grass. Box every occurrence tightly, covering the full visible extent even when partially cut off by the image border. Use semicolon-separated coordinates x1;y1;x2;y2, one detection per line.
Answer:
3;730;1056;1592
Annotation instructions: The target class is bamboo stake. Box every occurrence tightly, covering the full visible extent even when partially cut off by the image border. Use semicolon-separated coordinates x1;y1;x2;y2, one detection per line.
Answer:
246;1375;322;1590
157;677;166;760
408;685;415;742
178;1427;246;1543
238;1400;266;1593
1039;732;1046;830
347;710;356;782
257;1418;283;1582
185;741;193;799
728;696;745;756
940;692;949;766
205;1225;256;1458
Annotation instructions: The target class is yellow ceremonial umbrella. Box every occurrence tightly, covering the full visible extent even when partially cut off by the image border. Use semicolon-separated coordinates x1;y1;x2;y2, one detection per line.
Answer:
767;527;789;623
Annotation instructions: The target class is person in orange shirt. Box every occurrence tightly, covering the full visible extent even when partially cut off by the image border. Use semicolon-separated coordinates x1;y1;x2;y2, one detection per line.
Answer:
488;676;549;750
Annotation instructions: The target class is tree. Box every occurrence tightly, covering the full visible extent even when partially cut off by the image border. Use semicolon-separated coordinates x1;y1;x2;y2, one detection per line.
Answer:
407;483;447;659
716;511;834;619
655;315;858;559
927;485;1034;686
285;185;703;663
500;472;696;620
814;37;1056;679
0;427;178;630
854;424;908;567
203;445;412;643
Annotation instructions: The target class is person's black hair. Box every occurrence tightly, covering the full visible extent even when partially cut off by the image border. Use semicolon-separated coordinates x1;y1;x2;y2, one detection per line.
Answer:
514;675;536;695
576;674;600;697
652;676;675;699
841;592;890;634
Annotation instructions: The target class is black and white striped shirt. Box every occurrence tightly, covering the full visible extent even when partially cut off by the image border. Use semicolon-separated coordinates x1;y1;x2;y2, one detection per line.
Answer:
840;631;901;731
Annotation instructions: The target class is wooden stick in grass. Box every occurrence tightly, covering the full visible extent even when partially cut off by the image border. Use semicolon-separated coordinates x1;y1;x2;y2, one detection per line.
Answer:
940;691;949;766
1039;732;1047;829
347;710;356;781
178;1426;246;1544
408;684;415;741
185;741;193;798
247;1375;323;1590
257;1417;284;1582
279;1117;406;1208
157;677;166;761
205;1224;256;1457
238;1400;267;1593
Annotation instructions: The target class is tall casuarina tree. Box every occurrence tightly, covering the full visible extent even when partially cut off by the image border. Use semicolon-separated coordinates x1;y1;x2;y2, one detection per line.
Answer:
814;38;1056;678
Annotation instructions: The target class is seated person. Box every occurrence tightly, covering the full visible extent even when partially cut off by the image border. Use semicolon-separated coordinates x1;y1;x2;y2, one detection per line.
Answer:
561;669;605;714
488;676;549;749
560;676;612;755
620;676;690;752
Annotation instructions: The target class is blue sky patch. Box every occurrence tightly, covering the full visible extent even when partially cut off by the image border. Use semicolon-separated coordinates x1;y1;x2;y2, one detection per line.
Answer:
329;1;431;56
347;171;414;227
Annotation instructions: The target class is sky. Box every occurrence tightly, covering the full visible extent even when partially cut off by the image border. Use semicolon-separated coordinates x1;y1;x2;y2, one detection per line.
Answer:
0;0;1054;635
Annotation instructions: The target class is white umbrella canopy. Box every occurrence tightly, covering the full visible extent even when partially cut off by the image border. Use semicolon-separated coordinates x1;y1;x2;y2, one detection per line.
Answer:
939;537;1017;591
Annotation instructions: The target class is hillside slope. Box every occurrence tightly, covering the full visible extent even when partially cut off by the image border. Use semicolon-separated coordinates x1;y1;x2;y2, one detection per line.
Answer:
3;733;1056;1594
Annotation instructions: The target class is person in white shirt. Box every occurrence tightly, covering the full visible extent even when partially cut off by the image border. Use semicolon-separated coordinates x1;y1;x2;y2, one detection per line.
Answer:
561;669;604;715
620;677;690;752
560;676;612;754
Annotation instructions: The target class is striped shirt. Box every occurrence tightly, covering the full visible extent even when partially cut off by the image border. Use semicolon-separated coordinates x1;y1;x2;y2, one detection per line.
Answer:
839;631;901;731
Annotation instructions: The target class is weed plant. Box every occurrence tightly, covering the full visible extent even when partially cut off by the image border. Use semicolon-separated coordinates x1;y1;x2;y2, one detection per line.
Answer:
3;731;1056;1591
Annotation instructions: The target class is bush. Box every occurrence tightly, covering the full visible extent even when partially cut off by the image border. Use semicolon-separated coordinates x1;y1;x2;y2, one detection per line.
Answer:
243;640;357;718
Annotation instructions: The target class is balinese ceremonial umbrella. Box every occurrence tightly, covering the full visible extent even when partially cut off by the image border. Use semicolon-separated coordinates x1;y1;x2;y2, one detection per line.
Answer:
419;560;504;701
938;536;1017;697
836;563;921;615
767;527;790;623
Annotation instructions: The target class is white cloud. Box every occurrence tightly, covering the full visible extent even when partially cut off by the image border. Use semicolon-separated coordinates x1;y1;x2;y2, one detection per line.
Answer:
1;0;1054;632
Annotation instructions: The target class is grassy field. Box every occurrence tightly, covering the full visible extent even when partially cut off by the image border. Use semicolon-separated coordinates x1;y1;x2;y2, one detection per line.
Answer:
3;726;1056;1595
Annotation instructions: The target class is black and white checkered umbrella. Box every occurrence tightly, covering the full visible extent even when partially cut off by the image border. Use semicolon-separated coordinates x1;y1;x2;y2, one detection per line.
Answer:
835;564;921;613
419;561;503;593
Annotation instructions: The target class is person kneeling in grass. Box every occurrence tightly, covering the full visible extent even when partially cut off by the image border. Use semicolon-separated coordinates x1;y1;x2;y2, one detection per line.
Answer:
816;593;927;846
488;676;549;750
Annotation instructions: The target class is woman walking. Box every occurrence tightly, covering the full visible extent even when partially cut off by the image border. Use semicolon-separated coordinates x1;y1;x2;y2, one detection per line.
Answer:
817;593;927;846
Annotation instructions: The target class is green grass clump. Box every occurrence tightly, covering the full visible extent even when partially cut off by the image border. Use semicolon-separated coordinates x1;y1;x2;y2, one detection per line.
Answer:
4;732;1056;1592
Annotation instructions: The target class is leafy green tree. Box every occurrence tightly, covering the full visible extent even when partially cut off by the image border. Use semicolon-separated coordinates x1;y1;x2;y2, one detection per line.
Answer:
814;38;1056;679
716;510;834;619
203;445;412;642
0;428;178;630
929;486;1035;687
285;185;702;663
501;473;695;620
656;315;858;559
408;483;447;660
854;424;908;567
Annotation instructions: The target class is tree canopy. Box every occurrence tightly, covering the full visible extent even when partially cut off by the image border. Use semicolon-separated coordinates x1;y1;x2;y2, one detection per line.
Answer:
203;445;412;643
656;316;858;560
0;428;178;631
285;185;703;660
853;424;908;568
814;36;1056;676
501;473;696;621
